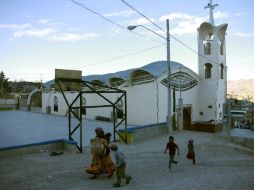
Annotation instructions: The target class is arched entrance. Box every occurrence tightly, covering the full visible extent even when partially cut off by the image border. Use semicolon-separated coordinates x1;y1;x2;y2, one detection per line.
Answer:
27;88;42;111
183;107;191;130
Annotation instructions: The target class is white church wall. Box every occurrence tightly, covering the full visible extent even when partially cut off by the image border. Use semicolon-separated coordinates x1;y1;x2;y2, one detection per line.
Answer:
156;71;200;124
42;91;80;116
42;92;50;113
197;80;218;121
174;85;199;121
41;92;50;113
157;81;167;124
216;79;227;121
42;90;120;120
125;81;158;126
83;93;115;120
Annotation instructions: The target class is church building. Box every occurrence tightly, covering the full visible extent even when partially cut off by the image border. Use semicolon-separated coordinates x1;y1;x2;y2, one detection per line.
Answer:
41;0;228;132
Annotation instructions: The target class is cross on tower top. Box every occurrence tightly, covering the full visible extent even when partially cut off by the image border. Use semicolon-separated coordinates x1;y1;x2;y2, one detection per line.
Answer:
204;0;218;25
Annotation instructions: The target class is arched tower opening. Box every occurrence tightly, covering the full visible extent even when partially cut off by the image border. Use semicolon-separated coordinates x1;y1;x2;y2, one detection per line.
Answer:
204;63;213;79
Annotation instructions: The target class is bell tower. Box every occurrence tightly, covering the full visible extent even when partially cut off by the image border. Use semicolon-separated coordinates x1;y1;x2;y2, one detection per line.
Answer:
197;0;228;122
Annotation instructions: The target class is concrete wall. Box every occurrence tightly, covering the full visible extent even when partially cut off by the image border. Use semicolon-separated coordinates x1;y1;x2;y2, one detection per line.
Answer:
124;81;158;125
118;123;168;144
0;99;16;105
84;92;115;120
42;91;80;116
42;73;201;126
0;139;77;158
197;80;218;121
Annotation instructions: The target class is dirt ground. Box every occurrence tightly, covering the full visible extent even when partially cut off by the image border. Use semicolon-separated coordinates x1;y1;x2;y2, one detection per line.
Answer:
1;131;254;190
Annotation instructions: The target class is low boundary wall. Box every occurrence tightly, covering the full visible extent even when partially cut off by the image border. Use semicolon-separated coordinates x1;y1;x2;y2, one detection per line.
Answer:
231;136;254;150
191;122;223;133
0;138;77;158
118;122;168;144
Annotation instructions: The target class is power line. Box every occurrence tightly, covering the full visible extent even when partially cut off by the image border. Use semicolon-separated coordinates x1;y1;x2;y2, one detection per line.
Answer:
70;0;163;43
71;0;222;68
120;0;223;67
84;43;165;68
170;35;222;67
120;0;166;33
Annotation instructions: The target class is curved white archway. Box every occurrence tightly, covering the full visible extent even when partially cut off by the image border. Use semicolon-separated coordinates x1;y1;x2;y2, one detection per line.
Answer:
27;88;42;111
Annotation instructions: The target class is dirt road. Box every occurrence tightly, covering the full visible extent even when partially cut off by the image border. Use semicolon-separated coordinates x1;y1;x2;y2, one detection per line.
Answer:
1;131;254;190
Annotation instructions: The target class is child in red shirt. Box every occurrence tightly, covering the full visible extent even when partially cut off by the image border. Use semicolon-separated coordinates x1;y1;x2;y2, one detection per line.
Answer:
164;136;180;169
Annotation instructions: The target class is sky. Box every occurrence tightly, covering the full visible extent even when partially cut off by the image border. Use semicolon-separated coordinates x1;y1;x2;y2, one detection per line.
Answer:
0;0;254;82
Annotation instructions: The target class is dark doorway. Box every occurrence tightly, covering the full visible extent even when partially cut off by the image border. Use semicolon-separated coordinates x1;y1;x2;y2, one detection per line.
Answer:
183;107;191;130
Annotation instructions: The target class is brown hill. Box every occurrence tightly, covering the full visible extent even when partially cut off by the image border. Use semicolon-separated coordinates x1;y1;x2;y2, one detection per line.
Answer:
227;79;254;102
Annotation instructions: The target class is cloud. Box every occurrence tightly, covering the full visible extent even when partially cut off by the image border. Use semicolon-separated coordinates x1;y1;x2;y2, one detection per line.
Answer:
243;55;254;62
47;33;100;42
159;13;205;35
234;12;249;17
0;23;31;30
109;27;121;35
128;17;156;25
37;19;50;24
231;32;254;37
1;22;100;42
158;11;228;36
37;19;58;26
214;11;228;19
14;28;57;38
160;13;197;22
104;10;135;17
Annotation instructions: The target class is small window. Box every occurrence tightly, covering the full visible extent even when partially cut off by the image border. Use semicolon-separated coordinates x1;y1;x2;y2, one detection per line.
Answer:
203;33;214;55
109;77;125;87
200;112;203;116
130;69;154;85
220;64;224;79
220;40;224;55
54;96;58;112
91;80;106;90
204;63;213;79
208;105;212;109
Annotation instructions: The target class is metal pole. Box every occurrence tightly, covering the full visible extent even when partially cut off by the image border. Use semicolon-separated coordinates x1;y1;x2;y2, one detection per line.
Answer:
166;19;172;134
79;92;83;152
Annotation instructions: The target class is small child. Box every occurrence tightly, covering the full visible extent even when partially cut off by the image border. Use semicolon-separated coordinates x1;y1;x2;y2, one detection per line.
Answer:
186;139;196;164
164;136;180;169
110;144;131;187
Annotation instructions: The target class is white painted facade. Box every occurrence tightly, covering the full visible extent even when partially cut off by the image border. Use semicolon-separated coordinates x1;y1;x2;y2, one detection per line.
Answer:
41;1;227;127
41;64;202;126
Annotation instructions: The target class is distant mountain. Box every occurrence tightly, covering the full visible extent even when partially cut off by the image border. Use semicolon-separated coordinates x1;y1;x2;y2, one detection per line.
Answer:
227;79;254;102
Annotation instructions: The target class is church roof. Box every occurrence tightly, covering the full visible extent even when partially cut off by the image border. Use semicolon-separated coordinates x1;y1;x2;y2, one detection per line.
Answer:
43;60;187;89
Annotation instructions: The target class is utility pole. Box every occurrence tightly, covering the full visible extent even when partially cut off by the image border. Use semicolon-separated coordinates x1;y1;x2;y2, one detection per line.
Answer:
167;19;172;134
127;19;172;134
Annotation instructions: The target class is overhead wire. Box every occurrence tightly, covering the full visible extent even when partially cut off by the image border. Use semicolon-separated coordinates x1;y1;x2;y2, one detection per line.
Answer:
120;0;223;67
120;0;166;33
69;0;168;69
84;43;165;68
70;0;163;43
70;0;222;68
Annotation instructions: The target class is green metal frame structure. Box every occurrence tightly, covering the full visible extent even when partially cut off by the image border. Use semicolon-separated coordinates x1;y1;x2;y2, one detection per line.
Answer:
55;78;127;152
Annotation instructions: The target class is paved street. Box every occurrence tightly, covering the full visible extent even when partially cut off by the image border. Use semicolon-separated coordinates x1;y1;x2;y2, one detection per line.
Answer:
1;130;254;190
0;110;254;190
0;110;127;148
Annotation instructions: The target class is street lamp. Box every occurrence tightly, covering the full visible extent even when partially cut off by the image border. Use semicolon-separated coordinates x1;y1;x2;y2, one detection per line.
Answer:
127;19;172;134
